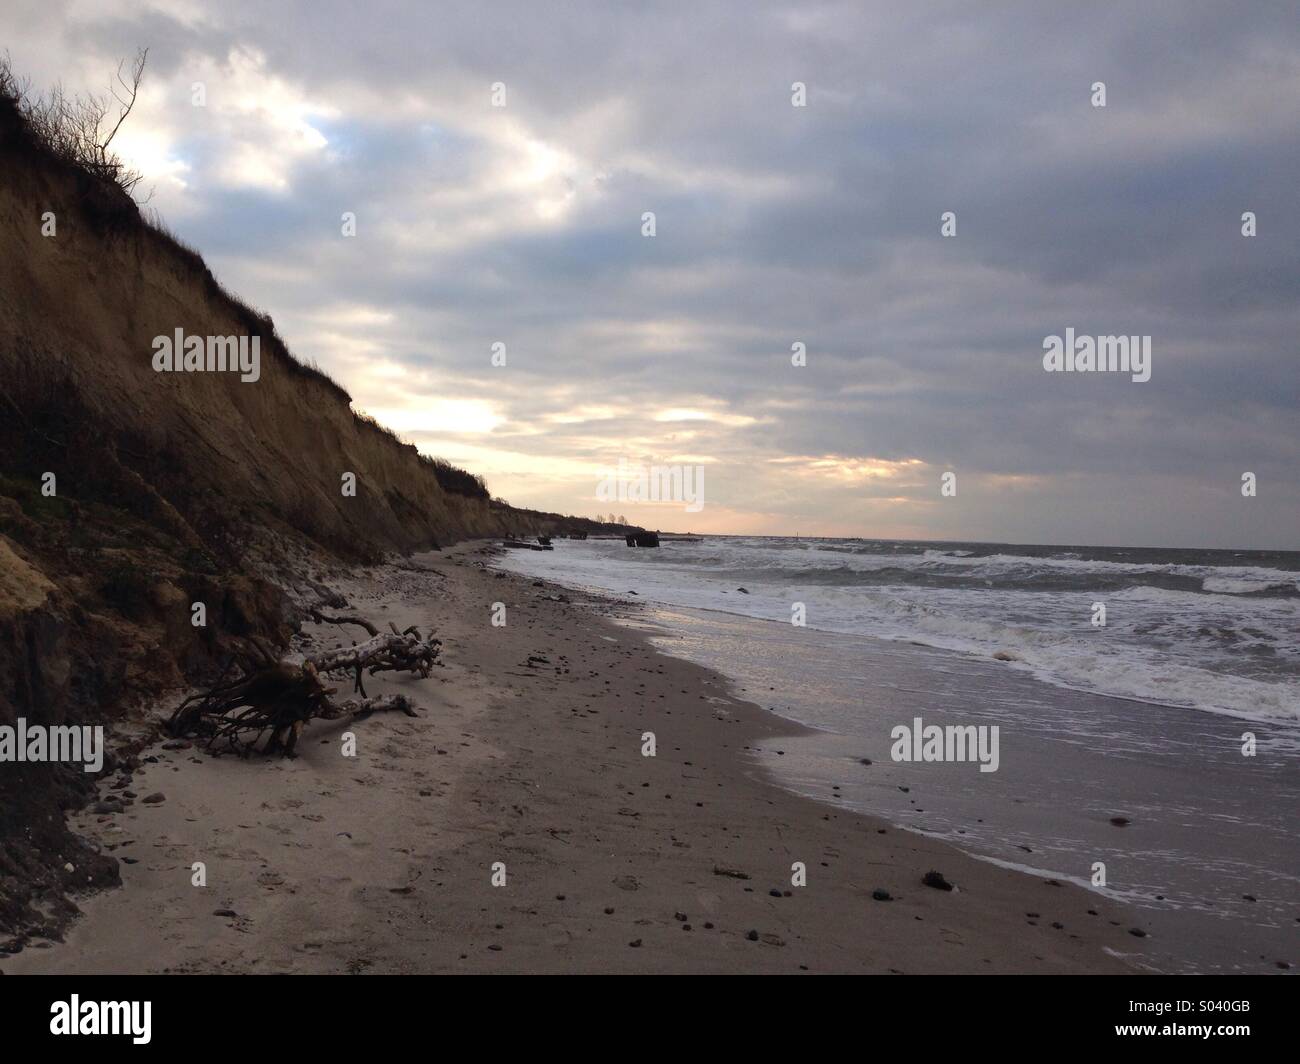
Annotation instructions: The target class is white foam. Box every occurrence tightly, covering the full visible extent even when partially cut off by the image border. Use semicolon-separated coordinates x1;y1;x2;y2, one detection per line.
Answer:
496;539;1300;725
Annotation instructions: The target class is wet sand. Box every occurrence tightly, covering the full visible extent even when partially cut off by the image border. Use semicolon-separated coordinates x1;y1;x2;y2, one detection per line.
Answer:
4;544;1143;974
618;604;1300;974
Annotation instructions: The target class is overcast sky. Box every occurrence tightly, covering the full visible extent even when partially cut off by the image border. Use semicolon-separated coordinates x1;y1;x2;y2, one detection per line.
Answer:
6;1;1298;547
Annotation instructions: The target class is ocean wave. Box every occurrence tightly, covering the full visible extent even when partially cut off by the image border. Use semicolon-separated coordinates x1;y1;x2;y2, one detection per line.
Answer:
715;542;1300;597
494;537;1300;725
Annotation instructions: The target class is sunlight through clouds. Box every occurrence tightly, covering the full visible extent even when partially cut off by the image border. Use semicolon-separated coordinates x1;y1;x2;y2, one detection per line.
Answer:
13;0;1293;544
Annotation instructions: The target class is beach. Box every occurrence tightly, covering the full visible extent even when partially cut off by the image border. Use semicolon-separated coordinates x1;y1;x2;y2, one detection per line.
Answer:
3;543;1142;975
497;537;1300;975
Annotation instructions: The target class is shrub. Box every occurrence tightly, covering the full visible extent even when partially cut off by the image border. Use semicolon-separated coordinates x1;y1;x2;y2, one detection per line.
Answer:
0;49;148;199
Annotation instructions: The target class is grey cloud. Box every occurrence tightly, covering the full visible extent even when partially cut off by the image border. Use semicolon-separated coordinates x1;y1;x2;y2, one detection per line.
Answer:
4;0;1296;546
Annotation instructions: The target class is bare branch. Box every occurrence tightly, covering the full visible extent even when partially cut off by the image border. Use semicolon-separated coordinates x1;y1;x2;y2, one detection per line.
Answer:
1;50;148;200
101;48;146;153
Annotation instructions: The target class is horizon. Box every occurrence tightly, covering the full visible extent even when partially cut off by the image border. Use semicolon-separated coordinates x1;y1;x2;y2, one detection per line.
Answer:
4;2;1297;550
617;531;1300;556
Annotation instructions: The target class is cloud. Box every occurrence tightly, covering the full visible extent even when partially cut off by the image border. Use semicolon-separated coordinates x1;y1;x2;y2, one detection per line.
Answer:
5;0;1297;546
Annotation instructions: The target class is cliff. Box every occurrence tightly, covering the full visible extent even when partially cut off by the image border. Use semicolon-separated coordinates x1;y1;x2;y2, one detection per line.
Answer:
0;84;624;943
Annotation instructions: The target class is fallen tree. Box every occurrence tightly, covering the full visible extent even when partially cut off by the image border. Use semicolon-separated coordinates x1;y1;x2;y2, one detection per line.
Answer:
166;619;441;757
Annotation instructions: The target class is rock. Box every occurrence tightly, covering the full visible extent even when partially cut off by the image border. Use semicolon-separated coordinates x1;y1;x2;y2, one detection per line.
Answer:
628;939;642;948
1109;816;1130;826
737;587;749;594
922;870;953;891
160;740;191;751
872;889;892;901
141;792;166;805
612;875;639;891
212;909;237;918
1128;928;1148;938
992;651;1015;661
713;866;751;880
745;930;759;941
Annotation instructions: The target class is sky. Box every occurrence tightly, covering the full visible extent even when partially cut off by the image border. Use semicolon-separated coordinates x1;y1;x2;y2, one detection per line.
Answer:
4;0;1298;547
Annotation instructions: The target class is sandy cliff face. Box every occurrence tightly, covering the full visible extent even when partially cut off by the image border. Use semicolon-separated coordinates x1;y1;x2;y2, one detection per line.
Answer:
0;122;513;559
0;96;601;941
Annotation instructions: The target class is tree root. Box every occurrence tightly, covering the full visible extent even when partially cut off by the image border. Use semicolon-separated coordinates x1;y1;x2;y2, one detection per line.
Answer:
167;620;440;757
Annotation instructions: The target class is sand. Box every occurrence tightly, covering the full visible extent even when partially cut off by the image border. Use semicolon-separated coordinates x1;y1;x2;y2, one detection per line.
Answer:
3;544;1144;974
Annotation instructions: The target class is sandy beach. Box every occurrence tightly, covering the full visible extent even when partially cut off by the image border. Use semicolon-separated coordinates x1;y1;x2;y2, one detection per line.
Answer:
4;543;1144;975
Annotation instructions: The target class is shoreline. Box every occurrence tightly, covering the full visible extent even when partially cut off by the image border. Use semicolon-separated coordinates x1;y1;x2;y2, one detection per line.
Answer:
658;604;1298;976
3;543;1143;974
496;547;1300;976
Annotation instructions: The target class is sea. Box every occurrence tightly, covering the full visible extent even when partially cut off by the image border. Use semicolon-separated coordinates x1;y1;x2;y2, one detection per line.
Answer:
495;536;1300;973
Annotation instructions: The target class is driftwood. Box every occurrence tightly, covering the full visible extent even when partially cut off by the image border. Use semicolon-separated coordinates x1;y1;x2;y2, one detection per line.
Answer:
311;626;441;698
167;619;441;757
